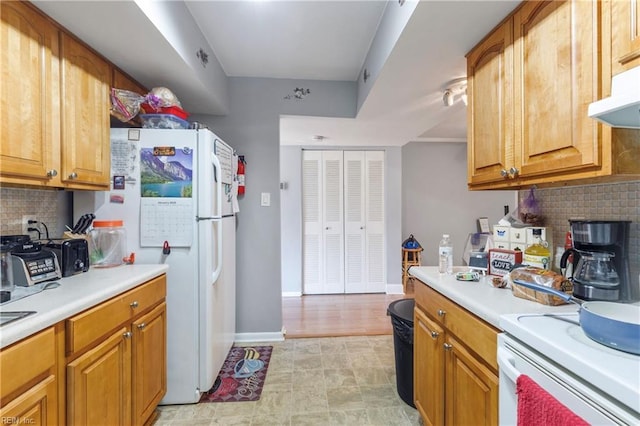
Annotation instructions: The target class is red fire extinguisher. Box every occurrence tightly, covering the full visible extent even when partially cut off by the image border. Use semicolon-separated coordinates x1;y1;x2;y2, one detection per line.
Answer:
237;155;246;196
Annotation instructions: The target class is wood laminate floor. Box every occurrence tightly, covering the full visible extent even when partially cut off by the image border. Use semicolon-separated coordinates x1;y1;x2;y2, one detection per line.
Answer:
282;282;415;338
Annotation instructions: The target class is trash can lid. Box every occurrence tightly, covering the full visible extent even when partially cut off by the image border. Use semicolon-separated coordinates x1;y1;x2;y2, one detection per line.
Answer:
387;298;415;323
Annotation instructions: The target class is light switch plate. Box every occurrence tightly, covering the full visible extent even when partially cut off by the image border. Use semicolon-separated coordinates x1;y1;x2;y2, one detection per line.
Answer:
261;192;271;206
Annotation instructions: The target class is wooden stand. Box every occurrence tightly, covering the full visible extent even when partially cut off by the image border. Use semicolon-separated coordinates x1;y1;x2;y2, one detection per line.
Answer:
402;248;422;293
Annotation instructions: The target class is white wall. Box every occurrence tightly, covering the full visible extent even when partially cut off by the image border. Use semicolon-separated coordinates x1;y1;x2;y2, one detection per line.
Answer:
402;142;517;266
280;146;402;295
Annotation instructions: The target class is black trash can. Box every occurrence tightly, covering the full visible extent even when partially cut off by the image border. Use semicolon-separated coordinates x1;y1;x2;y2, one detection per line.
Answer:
387;298;415;408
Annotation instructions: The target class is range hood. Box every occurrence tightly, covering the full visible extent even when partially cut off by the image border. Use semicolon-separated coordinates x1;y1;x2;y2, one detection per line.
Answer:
588;66;640;129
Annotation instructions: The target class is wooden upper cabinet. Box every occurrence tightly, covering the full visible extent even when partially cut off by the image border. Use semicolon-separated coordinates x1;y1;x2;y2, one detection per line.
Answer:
60;33;111;188
467;0;639;189
611;0;640;74
0;1;61;186
513;0;602;179
467;22;514;186
113;68;147;96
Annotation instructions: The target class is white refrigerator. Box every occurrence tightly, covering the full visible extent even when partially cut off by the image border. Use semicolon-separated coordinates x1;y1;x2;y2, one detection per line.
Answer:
74;127;237;404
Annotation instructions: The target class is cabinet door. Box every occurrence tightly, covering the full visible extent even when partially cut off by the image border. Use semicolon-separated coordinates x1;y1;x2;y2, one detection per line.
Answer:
60;33;110;188
513;1;601;178
414;308;444;426
467;21;514;185
67;327;132;426
344;151;385;293
132;303;166;426
112;68;146;96
0;375;58;426
611;0;640;73
0;1;60;185
445;335;498;426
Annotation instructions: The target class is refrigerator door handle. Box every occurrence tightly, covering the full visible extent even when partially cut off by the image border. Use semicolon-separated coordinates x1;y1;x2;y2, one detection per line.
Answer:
210;152;223;284
211;218;223;284
211;152;222;219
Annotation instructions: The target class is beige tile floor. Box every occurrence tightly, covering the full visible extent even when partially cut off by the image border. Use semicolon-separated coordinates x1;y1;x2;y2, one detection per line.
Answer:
154;335;420;425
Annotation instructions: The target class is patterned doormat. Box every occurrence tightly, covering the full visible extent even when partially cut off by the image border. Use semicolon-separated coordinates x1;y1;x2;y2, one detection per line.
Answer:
199;346;273;403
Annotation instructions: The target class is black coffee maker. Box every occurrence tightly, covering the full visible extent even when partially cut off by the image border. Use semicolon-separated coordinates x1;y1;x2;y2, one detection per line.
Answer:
561;220;635;302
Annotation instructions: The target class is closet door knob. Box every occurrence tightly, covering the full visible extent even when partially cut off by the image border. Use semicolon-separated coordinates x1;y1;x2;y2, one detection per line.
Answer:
47;169;58;178
68;172;78;179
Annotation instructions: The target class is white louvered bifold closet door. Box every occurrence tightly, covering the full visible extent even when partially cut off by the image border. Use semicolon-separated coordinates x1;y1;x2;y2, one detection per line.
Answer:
344;151;385;293
302;150;384;295
302;150;344;294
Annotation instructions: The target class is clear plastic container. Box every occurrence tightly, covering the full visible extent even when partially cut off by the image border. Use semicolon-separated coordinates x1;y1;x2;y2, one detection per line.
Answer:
89;220;126;268
438;234;453;275
1;244;14;303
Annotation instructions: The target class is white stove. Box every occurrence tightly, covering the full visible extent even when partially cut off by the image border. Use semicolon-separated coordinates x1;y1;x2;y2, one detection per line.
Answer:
498;312;640;425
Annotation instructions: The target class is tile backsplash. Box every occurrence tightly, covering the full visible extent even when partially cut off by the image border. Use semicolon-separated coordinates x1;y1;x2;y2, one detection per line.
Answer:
1;188;71;238
518;180;639;284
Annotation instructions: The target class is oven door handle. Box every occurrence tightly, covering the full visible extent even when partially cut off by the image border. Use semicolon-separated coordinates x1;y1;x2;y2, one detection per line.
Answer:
497;346;522;383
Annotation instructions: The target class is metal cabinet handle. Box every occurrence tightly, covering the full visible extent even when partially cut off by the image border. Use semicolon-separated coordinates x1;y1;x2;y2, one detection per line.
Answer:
47;169;58;178
68;172;78;179
360;226;365;230
509;167;519;176
325;227;330;230
130;301;139;308
430;331;439;339
123;331;132;339
137;323;146;330
500;169;509;177
444;343;453;350
437;309;446;317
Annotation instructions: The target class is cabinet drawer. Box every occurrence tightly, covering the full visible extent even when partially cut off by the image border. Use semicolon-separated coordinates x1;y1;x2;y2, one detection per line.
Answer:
1;327;56;399
66;275;166;354
415;282;499;371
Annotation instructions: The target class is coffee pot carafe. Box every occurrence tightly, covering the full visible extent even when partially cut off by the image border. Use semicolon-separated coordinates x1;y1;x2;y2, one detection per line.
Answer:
561;220;635;302
562;249;620;291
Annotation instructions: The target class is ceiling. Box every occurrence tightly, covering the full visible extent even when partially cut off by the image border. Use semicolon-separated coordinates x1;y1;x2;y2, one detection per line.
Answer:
32;0;520;147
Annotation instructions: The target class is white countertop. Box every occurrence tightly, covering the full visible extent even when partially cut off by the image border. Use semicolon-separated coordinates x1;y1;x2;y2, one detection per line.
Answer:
0;264;168;348
409;266;578;328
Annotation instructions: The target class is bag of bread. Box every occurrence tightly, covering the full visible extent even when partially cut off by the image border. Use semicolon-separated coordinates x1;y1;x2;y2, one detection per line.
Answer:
506;266;573;305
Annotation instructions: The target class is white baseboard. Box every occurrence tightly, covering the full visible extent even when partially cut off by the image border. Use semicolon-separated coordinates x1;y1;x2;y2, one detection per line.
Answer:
234;330;285;343
282;286;407;297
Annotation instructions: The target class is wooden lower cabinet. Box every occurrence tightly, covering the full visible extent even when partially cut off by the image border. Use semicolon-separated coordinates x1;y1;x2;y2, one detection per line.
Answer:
67;327;132;426
0;326;61;425
132;303;167;426
65;275;167;426
445;336;499;426
414;282;499;426
414;308;444;426
0;375;58;426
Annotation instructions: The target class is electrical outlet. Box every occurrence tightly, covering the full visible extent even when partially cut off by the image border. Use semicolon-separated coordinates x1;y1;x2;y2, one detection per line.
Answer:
21;215;32;234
